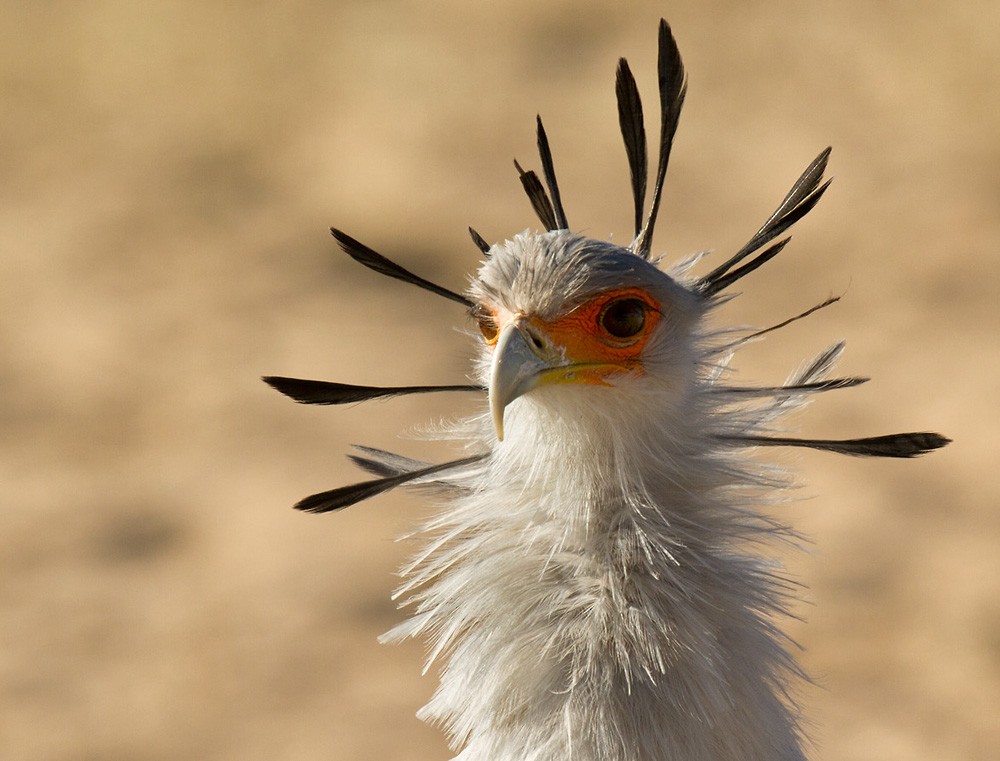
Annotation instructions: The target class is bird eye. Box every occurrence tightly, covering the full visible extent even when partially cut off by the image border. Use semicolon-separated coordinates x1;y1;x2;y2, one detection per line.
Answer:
474;309;499;343
599;297;647;339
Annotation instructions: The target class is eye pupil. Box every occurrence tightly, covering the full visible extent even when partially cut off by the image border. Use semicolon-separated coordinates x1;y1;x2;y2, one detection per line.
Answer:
600;298;646;339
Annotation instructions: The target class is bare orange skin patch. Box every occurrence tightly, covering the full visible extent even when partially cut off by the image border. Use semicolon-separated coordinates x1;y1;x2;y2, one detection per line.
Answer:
476;287;661;387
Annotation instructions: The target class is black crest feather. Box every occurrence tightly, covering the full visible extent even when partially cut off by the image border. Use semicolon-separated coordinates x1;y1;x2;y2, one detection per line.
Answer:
513;159;558;231
633;19;687;259
294;454;487;513
469;227;491;255
714;377;869;397
536;116;568;230
701;237;792;296
263;376;482;405
331;228;473;308
615;57;648;239
742;296;841;344
725;432;951;458
700;148;832;294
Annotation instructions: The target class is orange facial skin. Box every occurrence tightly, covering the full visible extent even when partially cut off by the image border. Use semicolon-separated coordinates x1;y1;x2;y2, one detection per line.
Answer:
476;287;662;386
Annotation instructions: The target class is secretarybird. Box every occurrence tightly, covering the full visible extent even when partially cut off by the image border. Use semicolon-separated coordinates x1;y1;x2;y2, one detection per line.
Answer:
265;19;949;761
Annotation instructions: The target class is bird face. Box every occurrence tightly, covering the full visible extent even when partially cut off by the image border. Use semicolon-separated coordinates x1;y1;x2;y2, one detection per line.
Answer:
469;231;701;440
477;288;660;440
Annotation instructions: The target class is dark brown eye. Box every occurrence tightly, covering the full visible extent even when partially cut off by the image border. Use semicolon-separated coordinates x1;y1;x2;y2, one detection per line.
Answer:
599;298;646;339
474;308;499;343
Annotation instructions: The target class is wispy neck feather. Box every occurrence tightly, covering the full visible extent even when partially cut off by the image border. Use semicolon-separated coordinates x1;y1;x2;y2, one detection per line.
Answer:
385;373;809;761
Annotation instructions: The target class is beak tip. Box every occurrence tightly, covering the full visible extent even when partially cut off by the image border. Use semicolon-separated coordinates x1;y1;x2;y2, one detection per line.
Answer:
489;319;552;443
491;405;505;441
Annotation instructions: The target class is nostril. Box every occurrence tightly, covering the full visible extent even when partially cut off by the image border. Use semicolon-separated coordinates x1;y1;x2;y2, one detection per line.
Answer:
523;327;546;352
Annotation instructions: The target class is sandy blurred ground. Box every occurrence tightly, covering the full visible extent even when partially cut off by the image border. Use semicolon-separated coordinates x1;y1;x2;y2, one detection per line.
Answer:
1;1;997;759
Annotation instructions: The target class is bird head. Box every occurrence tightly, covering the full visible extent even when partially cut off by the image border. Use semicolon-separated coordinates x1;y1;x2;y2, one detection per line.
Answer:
263;17;948;517
470;230;702;443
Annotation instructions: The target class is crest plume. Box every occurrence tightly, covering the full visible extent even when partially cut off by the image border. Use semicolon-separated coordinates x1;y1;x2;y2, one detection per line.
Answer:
615;56;647;239
330;227;473;308
266;18;948;761
633;18;687;259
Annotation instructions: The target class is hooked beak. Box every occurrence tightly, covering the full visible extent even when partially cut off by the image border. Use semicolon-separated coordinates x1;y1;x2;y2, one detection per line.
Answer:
489;320;556;441
489;319;618;440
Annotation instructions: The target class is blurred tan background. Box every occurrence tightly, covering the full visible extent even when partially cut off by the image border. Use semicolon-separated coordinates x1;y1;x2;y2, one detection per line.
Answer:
2;1;997;759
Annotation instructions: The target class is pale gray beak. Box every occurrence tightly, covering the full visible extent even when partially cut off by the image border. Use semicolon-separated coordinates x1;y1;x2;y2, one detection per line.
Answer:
489;320;558;440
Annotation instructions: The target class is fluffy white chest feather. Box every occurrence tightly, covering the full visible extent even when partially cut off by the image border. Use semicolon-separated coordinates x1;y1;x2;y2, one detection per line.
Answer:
387;393;807;761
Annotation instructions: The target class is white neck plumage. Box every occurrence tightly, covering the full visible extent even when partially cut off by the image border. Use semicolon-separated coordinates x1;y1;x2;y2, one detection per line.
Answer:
385;386;807;761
